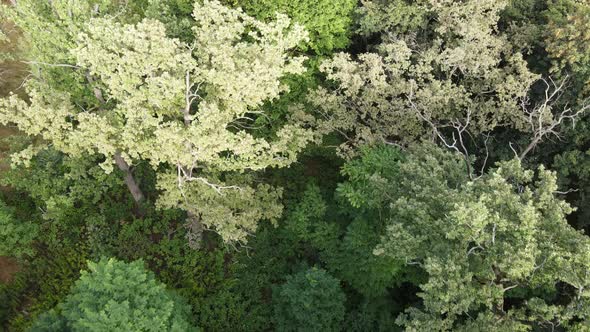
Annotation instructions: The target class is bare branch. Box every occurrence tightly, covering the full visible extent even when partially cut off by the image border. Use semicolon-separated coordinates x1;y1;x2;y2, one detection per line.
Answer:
554;188;579;195
503;284;519;292
517;76;589;160
183;71;203;125
509;142;519;159
409;94;474;179
85;72;105;104
184;176;242;195
185;211;203;250
467;245;484;256
22;61;80;69
478;133;491;177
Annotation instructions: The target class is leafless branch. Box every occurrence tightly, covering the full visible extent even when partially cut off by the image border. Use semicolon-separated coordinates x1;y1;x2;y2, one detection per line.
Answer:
478;133;491;178
176;164;242;195
187;177;242;194
467;244;484;256
185;211;203;250
85;72;105;104
409;92;474;179
22;61;80;69
183;71;203;125
517;76;589;160
554;188;579;195
15;72;33;91
503;284;519;292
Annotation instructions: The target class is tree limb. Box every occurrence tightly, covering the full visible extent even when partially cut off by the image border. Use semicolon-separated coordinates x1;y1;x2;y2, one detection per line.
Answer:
114;152;145;203
517;76;589;160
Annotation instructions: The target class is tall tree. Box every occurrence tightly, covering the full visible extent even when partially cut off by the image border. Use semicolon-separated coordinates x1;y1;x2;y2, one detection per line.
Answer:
0;0;315;244
308;0;581;160
284;181;404;298
342;144;590;330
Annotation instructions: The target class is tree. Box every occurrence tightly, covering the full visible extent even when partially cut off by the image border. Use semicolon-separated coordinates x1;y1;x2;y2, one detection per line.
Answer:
343;143;590;330
309;0;541;155
273;267;345;332
31;258;198;332
0;0;315;244
531;0;590;233
545;0;590;98
143;0;358;54
143;0;194;41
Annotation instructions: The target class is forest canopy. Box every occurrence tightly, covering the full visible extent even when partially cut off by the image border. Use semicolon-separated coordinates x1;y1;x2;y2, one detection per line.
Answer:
1;0;590;331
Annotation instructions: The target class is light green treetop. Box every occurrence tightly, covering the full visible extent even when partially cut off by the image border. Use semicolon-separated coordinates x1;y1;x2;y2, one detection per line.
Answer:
310;0;539;155
0;0;314;244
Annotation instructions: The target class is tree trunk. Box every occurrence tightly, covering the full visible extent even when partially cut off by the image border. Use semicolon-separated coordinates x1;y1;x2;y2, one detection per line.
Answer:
114;152;145;203
180;83;205;249
185;211;203;249
519;137;541;160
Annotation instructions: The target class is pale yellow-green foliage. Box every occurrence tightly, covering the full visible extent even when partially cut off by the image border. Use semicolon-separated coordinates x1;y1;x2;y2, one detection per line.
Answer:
156;172;284;243
1;0;124;71
356;0;428;36
192;0;308;112
310;0;539;155
0;0;314;243
76;18;192;119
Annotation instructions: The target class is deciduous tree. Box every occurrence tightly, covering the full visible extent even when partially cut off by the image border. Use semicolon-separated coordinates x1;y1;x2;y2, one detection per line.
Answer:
343;144;590;330
310;0;540;155
0;0;315;244
0;199;37;259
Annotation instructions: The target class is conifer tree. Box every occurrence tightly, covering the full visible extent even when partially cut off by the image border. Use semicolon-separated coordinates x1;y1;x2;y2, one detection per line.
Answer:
31;258;198;332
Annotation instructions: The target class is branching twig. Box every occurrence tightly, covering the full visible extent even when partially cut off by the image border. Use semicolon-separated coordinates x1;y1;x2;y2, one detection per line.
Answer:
517;76;589;160
409;92;474;179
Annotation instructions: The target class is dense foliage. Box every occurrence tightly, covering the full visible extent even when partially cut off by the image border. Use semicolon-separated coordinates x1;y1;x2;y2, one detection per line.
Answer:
273;267;345;332
31;258;198;331
1;0;590;331
224;0;356;54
